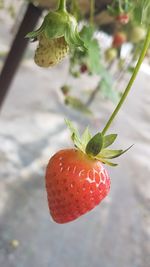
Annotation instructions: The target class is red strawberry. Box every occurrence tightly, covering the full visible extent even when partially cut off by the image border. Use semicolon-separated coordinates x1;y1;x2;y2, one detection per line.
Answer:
45;120;130;224
112;32;127;48
45;149;110;224
115;14;129;24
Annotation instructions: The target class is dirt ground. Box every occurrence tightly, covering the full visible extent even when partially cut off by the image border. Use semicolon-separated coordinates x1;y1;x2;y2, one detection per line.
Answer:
0;4;150;267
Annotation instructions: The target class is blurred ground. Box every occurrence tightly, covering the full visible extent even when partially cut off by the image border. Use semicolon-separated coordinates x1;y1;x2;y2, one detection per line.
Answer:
0;4;150;267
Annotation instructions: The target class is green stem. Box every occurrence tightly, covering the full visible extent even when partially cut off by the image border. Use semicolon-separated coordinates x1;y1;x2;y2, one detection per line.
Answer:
102;27;150;136
57;0;66;11
90;0;95;25
118;0;123;12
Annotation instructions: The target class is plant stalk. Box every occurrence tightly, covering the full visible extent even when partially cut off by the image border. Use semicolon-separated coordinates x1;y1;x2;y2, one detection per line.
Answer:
90;0;95;25
58;0;66;11
102;27;150;136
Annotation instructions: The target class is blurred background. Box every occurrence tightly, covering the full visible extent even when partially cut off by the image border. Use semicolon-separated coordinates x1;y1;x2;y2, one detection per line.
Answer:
0;1;150;267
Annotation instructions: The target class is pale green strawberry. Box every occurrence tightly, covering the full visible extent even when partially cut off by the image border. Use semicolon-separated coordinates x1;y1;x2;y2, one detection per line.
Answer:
26;6;86;68
34;35;69;68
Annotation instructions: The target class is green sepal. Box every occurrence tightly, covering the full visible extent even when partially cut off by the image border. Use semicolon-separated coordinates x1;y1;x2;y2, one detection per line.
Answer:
80;26;101;74
99;145;133;159
44;11;68;39
81;127;92;150
95;155;118;166
102;134;117;149
86;133;103;156
26;9;86;51
25;23;45;39
101;159;118;167
65;119;84;152
65;119;133;166
100;149;123;159
64;17;86;50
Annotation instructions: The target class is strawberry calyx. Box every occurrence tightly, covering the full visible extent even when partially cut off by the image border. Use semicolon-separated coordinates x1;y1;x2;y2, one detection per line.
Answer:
107;0;132;18
26;5;86;51
65;119;132;167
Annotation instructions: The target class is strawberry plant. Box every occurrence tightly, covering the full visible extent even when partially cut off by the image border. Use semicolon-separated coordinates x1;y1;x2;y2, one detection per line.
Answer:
26;0;150;223
23;0;150;108
26;0;86;67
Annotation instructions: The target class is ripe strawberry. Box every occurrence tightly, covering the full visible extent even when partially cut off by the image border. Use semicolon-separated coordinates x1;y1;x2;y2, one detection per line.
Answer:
115;14;129;24
45;149;110;224
45;120;131;224
34;34;69;68
112;32;127;48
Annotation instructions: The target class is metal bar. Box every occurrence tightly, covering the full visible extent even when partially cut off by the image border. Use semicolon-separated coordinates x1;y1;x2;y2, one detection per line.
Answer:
0;3;43;109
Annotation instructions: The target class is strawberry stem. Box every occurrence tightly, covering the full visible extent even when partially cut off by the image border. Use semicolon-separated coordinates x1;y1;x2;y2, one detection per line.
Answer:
90;0;95;26
102;27;150;136
58;0;66;11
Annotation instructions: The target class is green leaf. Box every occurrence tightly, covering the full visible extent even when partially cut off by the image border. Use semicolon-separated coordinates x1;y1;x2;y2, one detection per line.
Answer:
80;25;94;41
86;132;103;156
133;0;150;26
100;145;133;159
65;119;84;151
65;96;92;115
107;5;116;15
103;134;117;149
80;25;119;103
81;128;92;149
142;1;150;25
80;26;102;74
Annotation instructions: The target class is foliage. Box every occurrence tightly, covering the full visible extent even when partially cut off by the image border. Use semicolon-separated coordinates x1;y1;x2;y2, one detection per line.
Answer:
1;0;150;114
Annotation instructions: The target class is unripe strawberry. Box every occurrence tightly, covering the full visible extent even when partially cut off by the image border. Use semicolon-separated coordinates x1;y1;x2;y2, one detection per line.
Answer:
61;85;70;95
105;48;117;62
26;7;86;68
34;35;69;68
129;27;146;43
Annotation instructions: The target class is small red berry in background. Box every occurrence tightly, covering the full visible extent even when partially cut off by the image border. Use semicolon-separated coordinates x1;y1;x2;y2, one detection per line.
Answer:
112;32;127;48
80;64;88;73
116;14;129;25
